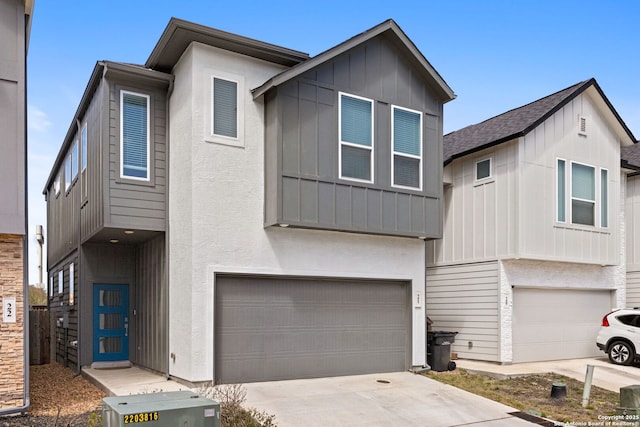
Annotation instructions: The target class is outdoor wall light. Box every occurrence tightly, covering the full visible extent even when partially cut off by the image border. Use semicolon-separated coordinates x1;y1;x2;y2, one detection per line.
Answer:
124;230;135;235
110;239;119;243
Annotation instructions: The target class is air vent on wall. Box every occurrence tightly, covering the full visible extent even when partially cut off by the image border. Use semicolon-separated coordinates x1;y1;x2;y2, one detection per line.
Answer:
578;115;587;136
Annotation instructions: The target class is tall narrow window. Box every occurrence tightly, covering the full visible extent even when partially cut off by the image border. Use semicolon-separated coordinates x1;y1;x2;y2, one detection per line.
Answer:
121;91;149;180
81;125;87;171
392;106;422;189
58;270;63;294
64;155;71;191
212;77;238;138
601;169;608;228
557;159;566;222
339;93;373;182
571;162;595;226
71;140;78;181
49;276;53;297
69;263;75;305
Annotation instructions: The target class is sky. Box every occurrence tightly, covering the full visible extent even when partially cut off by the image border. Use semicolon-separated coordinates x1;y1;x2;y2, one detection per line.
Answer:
25;0;640;284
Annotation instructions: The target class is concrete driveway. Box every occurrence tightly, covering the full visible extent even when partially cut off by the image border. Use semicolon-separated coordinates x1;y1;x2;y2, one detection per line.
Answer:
242;372;537;427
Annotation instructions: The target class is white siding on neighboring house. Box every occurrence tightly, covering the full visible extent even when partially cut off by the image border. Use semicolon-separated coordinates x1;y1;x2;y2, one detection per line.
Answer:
429;89;623;268
626;174;640;307
518;92;621;265
426;261;500;362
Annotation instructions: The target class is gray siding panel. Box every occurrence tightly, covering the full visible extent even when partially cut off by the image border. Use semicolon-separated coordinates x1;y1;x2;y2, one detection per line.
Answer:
134;234;167;373
426;262;500;362
264;34;443;238
105;80;167;231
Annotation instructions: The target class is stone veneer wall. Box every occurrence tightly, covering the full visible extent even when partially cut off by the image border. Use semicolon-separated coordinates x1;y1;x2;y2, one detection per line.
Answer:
0;234;24;408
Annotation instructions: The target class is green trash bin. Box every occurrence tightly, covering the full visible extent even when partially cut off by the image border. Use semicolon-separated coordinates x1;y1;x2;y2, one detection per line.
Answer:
427;331;458;372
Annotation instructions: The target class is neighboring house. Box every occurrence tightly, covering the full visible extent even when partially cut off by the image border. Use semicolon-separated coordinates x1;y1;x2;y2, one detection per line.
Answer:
0;0;34;413
622;143;640;306
426;79;637;363
43;18;454;384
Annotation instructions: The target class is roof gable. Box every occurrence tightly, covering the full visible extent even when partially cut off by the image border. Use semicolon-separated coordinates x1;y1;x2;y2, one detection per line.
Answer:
145;18;310;72
251;19;455;103
443;78;637;165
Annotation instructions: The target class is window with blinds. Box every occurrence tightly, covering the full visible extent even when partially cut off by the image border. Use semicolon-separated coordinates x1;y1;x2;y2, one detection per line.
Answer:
556;159;608;228
339;93;374;182
213;77;238;139
120;91;149;180
392;106;422;189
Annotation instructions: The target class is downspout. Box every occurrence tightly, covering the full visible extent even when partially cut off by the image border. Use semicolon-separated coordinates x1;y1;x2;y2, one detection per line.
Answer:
164;75;174;379
75;118;82;375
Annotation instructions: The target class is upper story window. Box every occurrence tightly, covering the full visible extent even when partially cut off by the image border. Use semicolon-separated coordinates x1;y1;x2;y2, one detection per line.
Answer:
339;92;374;183
475;158;492;181
54;174;61;197
64;154;71;192
213;77;238;138
71;140;78;181
392;106;422;189
81;124;87;172
556;159;608;228
120;91;150;180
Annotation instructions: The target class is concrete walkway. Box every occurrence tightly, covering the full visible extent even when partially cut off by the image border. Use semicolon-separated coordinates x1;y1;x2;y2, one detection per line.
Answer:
456;356;640;392
82;366;190;396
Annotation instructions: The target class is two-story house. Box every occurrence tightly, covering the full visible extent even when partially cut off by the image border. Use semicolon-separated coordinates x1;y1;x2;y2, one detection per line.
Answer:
0;0;34;413
427;79;637;364
43;18;454;384
622;144;640;306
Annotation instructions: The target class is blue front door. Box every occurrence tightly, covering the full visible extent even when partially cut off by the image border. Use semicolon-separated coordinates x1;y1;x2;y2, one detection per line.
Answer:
93;284;129;362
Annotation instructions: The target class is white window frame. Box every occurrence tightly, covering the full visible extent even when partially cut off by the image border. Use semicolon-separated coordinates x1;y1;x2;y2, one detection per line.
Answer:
475;157;493;182
120;90;150;181
64;154;71;192
600;167;609;228
556;158;567;223
49;276;53;297
338;92;374;184
69;263;74;305
206;73;245;148
570;161;596;227
81;124;87;172
391;105;423;190
54;174;61;197
58;270;63;294
71;139;79;181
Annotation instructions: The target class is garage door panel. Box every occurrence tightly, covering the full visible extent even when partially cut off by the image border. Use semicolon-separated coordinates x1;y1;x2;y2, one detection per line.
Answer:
513;288;611;362
215;277;409;384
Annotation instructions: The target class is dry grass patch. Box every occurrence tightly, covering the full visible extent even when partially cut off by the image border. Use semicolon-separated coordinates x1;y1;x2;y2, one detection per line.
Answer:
425;369;620;425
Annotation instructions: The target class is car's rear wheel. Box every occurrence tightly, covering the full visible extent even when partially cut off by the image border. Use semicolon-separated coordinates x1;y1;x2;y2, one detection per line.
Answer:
608;341;635;365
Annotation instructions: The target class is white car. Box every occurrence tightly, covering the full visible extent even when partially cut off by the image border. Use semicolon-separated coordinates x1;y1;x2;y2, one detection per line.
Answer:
596;308;640;365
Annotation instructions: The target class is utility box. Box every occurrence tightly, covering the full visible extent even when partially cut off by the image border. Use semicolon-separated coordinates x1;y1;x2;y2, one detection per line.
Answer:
102;391;220;427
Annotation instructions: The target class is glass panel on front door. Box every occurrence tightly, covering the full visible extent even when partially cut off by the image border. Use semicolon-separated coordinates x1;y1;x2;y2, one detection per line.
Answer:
93;284;129;362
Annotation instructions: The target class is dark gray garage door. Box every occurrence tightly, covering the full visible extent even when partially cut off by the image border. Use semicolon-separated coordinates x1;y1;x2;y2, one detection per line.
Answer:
214;276;409;384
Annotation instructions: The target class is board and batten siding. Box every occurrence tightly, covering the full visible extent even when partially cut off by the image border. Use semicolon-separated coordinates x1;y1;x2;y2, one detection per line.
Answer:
429;89;621;267
132;234;167;373
518;91;620;265
426;261;500;362
626;174;640;306
105;78;167;231
265;34;443;238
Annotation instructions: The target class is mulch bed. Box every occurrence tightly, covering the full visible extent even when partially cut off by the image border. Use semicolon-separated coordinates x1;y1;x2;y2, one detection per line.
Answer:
0;363;105;426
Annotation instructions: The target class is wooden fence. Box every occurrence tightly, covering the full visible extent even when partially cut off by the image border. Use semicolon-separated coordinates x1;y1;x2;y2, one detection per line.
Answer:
29;306;50;365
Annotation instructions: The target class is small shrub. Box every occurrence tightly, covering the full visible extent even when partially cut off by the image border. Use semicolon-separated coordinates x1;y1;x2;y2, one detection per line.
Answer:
196;383;277;427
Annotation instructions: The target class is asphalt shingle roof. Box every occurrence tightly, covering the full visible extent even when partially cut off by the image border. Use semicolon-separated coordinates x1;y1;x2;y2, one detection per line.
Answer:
443;79;593;164
622;143;640;170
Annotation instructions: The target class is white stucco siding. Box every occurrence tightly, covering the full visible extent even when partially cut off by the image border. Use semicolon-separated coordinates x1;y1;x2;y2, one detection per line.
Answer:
169;43;427;382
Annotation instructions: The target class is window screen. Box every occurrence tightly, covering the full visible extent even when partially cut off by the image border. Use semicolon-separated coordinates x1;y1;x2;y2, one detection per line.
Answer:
393;107;421;188
121;92;149;179
571;163;595;226
340;93;373;181
601;169;608;227
213;78;238;138
557;159;566;222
